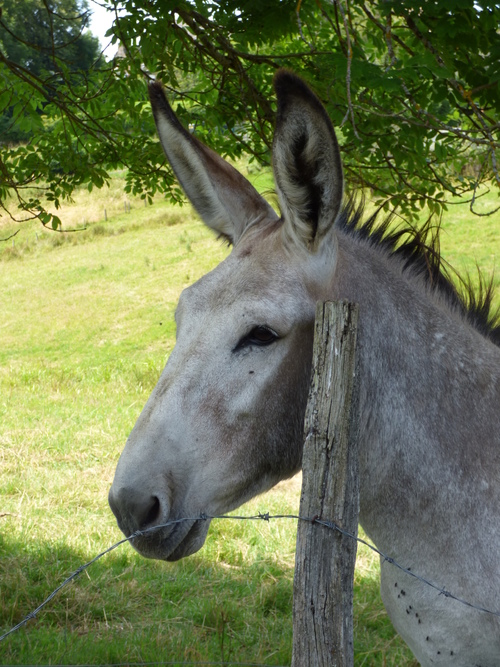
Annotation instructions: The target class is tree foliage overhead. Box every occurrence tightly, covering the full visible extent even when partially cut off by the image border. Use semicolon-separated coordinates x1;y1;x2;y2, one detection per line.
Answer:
1;0;500;229
0;0;113;227
0;0;100;78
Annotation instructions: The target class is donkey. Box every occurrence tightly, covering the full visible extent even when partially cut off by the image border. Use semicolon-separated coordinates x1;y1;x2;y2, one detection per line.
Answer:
109;71;500;666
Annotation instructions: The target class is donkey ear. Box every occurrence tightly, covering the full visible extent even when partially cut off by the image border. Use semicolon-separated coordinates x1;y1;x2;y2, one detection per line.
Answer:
148;82;278;245
272;70;343;250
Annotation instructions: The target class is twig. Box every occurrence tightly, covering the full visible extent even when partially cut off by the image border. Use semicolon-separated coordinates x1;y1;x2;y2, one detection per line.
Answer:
336;0;360;140
0;229;20;242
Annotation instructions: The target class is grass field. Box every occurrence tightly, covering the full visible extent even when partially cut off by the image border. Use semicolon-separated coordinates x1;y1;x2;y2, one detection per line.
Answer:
1;170;499;666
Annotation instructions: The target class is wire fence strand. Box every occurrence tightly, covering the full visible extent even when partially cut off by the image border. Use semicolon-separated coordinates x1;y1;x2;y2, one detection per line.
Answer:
2;511;500;645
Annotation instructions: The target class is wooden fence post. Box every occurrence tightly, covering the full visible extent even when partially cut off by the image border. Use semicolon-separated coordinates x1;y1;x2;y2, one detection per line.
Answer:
291;301;360;667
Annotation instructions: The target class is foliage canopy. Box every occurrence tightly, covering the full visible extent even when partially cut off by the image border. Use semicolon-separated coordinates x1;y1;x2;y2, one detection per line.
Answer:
1;0;499;229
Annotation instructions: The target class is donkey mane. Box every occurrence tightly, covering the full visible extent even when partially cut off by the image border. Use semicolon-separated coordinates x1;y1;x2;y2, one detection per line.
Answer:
336;198;500;347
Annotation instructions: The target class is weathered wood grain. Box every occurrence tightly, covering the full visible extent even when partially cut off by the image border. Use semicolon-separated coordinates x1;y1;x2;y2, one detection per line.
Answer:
291;301;360;667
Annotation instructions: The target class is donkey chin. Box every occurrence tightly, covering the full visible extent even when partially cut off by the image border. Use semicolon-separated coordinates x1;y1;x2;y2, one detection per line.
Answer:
126;516;212;562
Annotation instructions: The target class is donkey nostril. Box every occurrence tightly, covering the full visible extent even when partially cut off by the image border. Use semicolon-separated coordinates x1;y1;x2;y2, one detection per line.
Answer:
142;496;161;528
109;484;165;535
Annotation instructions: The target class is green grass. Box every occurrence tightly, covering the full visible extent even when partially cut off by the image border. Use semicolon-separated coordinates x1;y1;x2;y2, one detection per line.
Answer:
1;172;499;666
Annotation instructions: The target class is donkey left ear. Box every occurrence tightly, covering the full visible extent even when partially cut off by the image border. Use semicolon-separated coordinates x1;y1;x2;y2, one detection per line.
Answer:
149;82;278;245
272;70;344;250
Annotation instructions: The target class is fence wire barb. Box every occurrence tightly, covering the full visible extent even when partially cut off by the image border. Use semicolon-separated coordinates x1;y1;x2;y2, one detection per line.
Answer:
2;512;500;645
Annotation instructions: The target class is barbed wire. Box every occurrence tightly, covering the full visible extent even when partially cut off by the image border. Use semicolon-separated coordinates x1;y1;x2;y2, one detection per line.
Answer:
2;511;500;646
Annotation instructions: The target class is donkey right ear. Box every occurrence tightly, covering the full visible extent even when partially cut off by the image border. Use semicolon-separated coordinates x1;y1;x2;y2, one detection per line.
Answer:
148;82;278;245
272;70;343;251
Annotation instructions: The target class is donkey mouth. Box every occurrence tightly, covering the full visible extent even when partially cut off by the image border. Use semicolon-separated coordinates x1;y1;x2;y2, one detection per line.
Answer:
129;516;211;561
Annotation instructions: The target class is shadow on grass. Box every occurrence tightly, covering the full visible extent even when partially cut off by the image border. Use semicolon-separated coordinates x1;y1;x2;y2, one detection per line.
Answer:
0;532;416;666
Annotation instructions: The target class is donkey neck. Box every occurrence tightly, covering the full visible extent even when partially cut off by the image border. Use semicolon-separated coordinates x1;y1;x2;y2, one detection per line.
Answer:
329;230;500;557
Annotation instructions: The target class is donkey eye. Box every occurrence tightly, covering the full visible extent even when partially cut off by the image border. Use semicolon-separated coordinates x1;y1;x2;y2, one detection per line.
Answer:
249;326;278;345
234;326;279;352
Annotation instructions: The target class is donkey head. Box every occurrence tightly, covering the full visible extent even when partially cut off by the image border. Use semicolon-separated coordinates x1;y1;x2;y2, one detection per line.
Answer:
108;71;344;560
